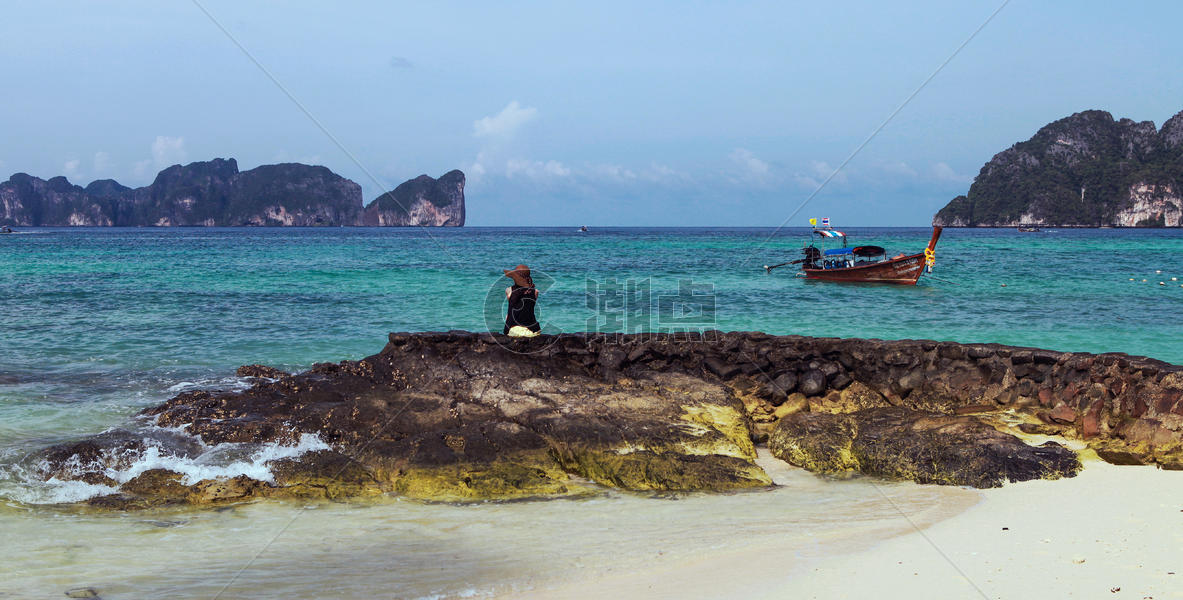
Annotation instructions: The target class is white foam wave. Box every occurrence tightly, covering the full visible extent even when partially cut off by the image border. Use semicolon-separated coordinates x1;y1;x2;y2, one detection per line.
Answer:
30;478;120;504
415;589;486;600
2;433;330;505
111;433;330;485
166;375;254;394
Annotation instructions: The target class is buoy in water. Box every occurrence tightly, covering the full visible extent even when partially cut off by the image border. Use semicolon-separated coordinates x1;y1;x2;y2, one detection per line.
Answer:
1160;282;1166;286
1129;278;1135;281
1142;279;1148;282
1173;277;1179;281
1156;270;1162;274
1000;283;1007;287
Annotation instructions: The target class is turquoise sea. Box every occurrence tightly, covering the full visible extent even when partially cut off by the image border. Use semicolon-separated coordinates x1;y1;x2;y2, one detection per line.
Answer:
1;226;1181;598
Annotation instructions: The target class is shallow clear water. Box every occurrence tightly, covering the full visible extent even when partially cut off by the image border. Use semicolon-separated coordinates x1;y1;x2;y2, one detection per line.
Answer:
0;226;1179;598
0;454;976;599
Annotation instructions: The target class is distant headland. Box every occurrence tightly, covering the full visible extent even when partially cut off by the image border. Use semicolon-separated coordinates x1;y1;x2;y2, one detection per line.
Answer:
934;109;1183;227
0;159;464;227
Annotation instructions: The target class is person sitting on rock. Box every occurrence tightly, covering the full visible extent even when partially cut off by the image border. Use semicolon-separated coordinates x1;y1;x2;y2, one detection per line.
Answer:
503;264;541;336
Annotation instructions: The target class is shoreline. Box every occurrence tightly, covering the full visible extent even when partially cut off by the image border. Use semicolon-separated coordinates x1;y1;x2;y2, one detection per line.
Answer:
509;454;1183;600
504;450;982;600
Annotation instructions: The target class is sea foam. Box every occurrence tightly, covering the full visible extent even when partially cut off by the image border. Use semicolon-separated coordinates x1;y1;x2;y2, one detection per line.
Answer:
1;432;330;505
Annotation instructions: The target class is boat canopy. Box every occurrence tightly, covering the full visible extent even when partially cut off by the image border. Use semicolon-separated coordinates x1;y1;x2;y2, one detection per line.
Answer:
823;248;853;256
852;245;885;257
814;229;845;238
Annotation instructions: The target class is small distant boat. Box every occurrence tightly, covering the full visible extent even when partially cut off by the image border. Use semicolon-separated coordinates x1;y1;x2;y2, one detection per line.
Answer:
0;226;14;234
579;225;588;232
765;218;942;285
1017;226;1042;232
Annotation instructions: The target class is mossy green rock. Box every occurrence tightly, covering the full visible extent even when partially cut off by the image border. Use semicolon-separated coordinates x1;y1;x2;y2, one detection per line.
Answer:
770;407;1081;488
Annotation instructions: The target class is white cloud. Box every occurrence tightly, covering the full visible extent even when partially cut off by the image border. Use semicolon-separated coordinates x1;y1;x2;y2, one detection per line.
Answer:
931;161;970;183
505;158;570;179
473;101;538;139
469;102;543;183
730;148;769;177
151;136;187;168
794;175;821;189
589;163;637;182
809;160;847;184
647;163;677;179
92;152;113;176
63;159;81;179
794;159;849;189
468;153;488;178
466;102;686;191
878;160;917;177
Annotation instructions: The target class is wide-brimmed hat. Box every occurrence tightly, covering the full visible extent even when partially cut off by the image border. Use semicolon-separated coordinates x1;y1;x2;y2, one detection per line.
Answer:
503;264;534;287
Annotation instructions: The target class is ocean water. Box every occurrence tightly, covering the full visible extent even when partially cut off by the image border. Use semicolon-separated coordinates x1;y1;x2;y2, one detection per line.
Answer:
1;226;1180;598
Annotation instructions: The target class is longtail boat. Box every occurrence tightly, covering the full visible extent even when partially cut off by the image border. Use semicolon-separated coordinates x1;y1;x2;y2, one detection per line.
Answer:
764;219;943;285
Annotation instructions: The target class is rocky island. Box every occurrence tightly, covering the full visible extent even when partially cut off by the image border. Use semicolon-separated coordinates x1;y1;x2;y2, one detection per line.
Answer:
0;159;465;227
29;332;1183;509
934;109;1183;227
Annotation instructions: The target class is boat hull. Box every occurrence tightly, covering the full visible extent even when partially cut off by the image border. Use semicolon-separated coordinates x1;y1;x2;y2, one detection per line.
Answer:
802;253;927;284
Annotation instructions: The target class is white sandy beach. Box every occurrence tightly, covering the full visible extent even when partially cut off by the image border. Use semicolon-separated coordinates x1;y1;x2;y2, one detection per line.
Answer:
515;452;1183;600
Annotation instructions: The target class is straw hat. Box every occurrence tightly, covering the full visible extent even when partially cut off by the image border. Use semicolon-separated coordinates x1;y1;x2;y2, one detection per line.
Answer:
503;264;534;287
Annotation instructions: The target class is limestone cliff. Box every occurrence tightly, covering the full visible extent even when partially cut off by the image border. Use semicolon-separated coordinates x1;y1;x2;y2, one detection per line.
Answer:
0;160;466;227
361;170;465;226
934;109;1183;227
0;174;115;226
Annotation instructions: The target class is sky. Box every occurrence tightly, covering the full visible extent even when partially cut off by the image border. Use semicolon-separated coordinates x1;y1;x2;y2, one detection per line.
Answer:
2;1;1182;226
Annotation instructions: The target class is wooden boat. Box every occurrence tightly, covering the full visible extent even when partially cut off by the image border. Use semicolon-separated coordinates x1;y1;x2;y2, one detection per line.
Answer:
765;221;942;285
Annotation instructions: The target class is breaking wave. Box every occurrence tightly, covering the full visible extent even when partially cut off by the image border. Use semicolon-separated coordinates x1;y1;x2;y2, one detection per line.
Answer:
0;430;330;505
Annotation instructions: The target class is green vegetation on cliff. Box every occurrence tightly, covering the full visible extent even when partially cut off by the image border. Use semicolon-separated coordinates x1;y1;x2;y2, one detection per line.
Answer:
934;109;1183;227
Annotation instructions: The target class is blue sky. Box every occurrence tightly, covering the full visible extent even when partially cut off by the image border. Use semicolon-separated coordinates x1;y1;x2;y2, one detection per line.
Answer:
2;1;1182;226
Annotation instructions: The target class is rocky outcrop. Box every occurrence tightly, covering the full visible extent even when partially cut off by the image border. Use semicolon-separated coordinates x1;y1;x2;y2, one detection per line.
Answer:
770;407;1079;488
934;109;1183;227
28;332;1183;508
361;170;465;226
0;161;466;227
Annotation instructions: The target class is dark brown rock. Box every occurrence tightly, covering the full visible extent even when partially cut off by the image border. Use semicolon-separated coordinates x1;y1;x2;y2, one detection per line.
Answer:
1046;403;1077;424
30;332;1182;506
121;469;190;501
760;372;798;405
769;407;1081;488
799;369;826;396
236;364;288;379
704;357;741;378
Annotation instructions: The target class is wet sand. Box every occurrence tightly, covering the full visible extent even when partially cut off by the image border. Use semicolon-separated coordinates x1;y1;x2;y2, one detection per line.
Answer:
0;450;978;599
519;454;1183;600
